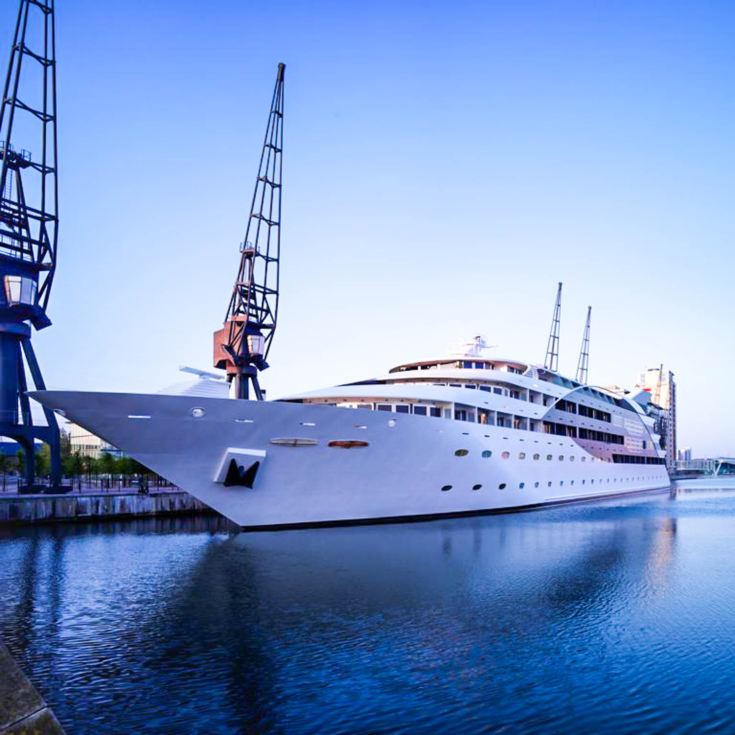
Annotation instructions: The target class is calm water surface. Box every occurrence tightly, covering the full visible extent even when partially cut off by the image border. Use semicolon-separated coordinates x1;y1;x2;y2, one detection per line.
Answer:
2;483;735;733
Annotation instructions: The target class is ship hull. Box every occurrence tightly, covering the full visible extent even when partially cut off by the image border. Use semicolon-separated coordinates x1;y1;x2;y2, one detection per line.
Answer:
32;391;671;528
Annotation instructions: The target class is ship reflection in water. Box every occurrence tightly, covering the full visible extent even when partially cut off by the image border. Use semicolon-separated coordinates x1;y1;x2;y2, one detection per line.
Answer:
2;485;735;733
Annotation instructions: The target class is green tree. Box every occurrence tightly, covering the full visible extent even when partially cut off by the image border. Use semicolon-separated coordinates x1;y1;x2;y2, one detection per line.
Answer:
16;449;25;481
99;452;117;489
0;453;8;491
36;444;51;480
62;451;84;490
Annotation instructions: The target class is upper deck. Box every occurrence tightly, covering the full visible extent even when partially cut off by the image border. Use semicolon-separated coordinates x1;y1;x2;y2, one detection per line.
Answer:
279;339;665;465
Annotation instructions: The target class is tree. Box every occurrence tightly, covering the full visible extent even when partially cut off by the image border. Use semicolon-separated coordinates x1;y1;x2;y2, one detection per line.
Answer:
36;444;51;480
99;452;117;489
16;449;24;480
0;452;8;491
63;451;84;490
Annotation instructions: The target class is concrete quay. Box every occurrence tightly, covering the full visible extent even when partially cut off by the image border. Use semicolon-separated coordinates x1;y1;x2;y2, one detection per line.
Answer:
0;640;65;734
0;489;214;525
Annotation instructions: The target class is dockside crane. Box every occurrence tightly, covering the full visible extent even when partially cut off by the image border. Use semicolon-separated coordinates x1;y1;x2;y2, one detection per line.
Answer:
0;0;61;488
576;306;591;384
214;63;285;400
544;282;562;373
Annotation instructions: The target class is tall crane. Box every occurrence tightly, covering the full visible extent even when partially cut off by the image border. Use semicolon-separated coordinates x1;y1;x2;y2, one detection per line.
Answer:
214;63;285;400
575;306;591;384
0;0;61;488
544;282;562;373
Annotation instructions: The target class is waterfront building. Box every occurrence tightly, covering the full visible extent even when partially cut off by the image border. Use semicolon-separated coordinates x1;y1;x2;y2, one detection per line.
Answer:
67;422;120;459
637;367;677;472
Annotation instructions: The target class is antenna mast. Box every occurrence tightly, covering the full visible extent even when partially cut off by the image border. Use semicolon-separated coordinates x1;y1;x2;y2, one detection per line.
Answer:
214;63;285;400
0;0;61;488
575;306;591;384
544;282;562;373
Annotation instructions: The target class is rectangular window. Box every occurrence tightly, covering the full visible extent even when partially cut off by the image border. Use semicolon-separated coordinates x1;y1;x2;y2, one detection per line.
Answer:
430;407;441;418
395;405;409;414
377;404;393;412
493;387;502;395
413;405;427;416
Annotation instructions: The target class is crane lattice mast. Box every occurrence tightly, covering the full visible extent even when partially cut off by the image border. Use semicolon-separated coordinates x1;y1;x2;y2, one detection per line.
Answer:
575;306;591;384
544;282;562;373
214;63;285;400
0;0;61;487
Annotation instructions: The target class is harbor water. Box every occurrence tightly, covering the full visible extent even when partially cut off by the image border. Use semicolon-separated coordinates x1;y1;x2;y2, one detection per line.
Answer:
2;482;735;733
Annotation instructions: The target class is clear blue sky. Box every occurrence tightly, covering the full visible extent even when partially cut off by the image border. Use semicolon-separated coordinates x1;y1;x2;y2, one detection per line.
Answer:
2;0;733;455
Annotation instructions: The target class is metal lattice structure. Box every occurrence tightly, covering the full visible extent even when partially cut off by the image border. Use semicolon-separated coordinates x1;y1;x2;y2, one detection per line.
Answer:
575;305;591;384
544;282;562;373
0;0;60;487
214;63;284;400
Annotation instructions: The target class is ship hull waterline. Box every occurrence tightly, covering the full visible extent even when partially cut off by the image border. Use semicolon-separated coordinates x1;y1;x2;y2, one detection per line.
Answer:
31;391;672;529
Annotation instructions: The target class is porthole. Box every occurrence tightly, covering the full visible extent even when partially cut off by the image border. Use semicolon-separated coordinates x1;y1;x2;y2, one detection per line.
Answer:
560;481;564;486
441;485;452;492
533;453;540;460
454;449;469;457
481;450;492;458
570;456;575;462
472;484;482;491
501;451;510;459
534;482;540;488
581;457;586;462
547;481;552;487
519;452;526;460
498;483;507;489
191;407;205;418
571;480;575;485
591;479;595;484
558;456;564;461
546;454;552;461
582;479;586;484
519;482;525;489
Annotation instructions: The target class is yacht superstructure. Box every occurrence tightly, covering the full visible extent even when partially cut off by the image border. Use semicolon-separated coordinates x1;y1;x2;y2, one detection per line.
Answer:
32;337;670;529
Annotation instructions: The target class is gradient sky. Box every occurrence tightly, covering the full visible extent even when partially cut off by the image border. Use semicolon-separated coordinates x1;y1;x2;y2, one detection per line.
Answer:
1;0;733;455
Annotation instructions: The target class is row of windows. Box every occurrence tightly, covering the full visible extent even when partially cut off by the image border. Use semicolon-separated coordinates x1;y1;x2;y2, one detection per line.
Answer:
440;475;661;492
612;454;666;465
375;403;443;417
579;428;624;445
556;399;611;423
396;360;523;373
325;400;637;448
455;448;599;462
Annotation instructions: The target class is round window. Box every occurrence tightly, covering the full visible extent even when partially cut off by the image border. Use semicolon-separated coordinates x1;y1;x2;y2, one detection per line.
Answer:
454;449;469;457
481;450;492;458
501;451;510;459
191;407;205;418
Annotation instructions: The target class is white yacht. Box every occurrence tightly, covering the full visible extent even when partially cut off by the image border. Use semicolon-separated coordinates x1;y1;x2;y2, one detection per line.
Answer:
32;337;671;529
